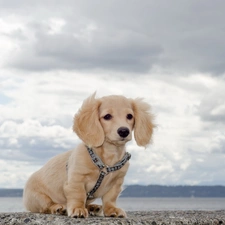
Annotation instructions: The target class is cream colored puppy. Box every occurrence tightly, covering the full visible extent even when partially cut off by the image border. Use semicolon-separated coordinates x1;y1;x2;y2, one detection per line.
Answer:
23;94;155;218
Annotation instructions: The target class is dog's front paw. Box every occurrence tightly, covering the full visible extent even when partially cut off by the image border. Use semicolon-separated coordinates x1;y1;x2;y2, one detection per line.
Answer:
68;207;88;218
104;207;127;218
87;204;103;216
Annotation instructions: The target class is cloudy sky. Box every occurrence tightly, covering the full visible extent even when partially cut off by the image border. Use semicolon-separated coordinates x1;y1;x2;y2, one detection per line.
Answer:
0;0;225;188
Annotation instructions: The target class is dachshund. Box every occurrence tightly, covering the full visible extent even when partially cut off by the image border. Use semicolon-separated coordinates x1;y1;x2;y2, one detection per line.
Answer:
23;93;155;218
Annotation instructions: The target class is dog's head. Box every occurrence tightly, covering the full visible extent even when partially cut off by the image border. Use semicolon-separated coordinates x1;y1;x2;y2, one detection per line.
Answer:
73;93;155;148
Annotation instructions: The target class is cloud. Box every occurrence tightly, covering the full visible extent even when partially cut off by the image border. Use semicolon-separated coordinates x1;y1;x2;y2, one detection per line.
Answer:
198;83;225;123
1;0;225;75
0;119;77;162
1;71;225;188
7;21;163;72
1;1;225;188
0;159;41;188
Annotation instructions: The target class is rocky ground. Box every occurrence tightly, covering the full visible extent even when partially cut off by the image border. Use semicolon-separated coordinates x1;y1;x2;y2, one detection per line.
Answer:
0;211;225;225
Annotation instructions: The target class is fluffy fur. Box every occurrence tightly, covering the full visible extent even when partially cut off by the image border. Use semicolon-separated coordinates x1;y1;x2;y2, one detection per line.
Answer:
23;94;155;218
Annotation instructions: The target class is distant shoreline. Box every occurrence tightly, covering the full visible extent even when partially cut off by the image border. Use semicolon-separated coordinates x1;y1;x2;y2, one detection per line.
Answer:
1;185;225;198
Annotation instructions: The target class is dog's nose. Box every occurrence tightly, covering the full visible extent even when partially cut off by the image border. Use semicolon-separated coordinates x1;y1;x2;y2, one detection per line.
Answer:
117;127;130;138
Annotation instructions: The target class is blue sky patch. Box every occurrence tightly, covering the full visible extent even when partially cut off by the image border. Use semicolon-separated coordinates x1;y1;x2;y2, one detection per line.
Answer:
0;93;12;105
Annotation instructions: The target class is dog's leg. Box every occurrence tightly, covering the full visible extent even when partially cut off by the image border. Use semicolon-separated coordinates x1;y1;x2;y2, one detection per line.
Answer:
36;194;66;215
24;191;66;214
102;177;126;218
64;182;88;218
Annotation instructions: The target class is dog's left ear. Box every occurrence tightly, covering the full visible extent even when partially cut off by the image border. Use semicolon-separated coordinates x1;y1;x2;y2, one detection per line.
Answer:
131;98;155;147
73;93;104;147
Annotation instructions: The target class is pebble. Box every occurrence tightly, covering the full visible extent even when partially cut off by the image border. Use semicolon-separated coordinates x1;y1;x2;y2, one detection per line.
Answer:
0;211;224;225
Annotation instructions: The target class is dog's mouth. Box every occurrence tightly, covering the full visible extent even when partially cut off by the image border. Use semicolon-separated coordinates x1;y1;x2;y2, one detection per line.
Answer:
120;137;128;142
105;136;131;145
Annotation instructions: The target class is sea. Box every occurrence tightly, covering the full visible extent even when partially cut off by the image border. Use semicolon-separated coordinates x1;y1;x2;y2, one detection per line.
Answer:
1;197;225;213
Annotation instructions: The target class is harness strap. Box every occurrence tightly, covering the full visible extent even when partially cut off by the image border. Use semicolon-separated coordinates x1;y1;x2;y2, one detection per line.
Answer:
87;171;106;199
86;146;131;199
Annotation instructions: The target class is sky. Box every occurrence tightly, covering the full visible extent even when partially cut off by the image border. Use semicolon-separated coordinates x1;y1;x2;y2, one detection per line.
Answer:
0;0;225;188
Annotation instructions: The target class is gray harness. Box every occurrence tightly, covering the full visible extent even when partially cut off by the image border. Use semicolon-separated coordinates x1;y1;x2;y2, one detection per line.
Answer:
86;146;131;200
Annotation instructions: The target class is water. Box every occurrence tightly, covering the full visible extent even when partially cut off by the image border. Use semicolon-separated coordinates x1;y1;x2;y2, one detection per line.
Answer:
1;197;225;213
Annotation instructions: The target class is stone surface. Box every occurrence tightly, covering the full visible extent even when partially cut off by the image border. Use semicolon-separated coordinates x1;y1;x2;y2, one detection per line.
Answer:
0;211;225;225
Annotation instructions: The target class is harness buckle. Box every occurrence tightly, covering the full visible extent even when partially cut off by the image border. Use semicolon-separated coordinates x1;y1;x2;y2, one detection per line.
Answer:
87;193;94;199
100;165;110;175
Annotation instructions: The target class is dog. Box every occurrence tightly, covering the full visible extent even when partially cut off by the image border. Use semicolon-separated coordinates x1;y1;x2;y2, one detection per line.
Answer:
23;93;155;218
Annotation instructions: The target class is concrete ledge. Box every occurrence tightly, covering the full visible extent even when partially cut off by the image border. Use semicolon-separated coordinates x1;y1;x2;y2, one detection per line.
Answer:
0;211;225;225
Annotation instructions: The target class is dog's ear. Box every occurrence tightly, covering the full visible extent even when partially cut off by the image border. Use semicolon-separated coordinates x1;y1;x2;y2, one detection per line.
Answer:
73;93;104;147
131;98;155;147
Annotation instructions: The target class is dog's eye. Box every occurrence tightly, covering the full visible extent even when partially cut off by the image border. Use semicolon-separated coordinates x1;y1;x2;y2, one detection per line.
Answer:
127;114;133;120
103;114;112;120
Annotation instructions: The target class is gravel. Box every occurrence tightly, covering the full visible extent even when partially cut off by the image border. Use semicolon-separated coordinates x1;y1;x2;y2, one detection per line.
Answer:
0;211;225;225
